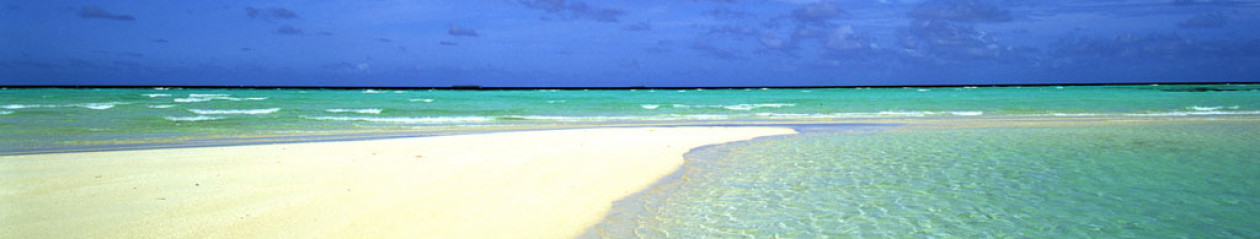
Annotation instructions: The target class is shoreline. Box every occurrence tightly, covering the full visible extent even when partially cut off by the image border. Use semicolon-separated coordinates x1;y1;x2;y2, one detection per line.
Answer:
5;115;1254;156
0;126;797;238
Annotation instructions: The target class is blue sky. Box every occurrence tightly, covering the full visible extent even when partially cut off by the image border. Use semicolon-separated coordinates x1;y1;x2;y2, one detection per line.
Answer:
2;0;1258;87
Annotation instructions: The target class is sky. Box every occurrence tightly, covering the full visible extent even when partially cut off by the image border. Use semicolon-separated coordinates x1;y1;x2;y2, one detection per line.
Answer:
1;0;1259;87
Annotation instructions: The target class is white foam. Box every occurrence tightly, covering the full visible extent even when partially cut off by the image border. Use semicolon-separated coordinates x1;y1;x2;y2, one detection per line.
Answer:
362;90;382;94
174;95;266;103
641;104;660;110
410;99;435;103
0;110;11;115
302;116;492;124
153;87;171;91
917;89;930;92
547;100;566;104
174;97;211;103
165;115;226;121
148;105;176;109
2;104;50;109
1123;111;1260;117
949;111;984;116
670;103;796;111
326;108;383;114
1190;106;1222;111
143;94;172;98
189;108;281;115
76;103;119;110
189;94;230;98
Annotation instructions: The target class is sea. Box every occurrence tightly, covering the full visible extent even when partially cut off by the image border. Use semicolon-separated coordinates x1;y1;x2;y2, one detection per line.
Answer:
3;84;1260;237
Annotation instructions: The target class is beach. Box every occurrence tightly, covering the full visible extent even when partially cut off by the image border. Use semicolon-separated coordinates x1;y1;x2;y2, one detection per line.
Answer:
0;126;796;238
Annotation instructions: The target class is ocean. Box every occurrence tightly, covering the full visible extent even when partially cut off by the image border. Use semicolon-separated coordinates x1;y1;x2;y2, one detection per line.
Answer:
2;84;1259;237
2;84;1257;154
589;122;1260;238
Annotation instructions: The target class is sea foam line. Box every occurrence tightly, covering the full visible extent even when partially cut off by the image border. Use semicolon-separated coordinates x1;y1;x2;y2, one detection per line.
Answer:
668;103;796;110
326;109;383;114
165;115;226;121
174;94;268;103
189;108;281;115
301;116;492;124
3;102;126;110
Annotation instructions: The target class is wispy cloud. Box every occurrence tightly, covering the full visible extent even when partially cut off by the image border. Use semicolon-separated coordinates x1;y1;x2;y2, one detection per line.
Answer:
245;7;299;20
907;0;1012;22
520;0;625;22
622;22;651;31
448;25;479;37
790;1;849;25
78;6;135;21
275;25;303;35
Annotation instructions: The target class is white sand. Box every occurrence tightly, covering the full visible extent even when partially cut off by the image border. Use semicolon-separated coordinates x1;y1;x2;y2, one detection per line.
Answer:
0;126;795;238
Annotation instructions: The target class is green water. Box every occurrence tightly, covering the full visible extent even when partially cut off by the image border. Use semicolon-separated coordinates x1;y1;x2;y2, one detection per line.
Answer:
2;84;1258;153
590;122;1260;238
3;85;1259;237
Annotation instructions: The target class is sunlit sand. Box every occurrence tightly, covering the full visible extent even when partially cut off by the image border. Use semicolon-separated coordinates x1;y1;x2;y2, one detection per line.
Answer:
0;126;795;238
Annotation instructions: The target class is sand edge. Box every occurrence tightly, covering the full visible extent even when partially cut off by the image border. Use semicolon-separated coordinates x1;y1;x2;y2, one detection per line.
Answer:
0;126;796;239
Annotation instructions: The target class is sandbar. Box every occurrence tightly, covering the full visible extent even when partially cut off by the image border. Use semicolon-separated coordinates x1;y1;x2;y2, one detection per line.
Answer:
0;126;795;238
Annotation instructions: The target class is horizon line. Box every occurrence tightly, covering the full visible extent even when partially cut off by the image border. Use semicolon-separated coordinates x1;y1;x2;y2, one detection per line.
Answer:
1;81;1257;90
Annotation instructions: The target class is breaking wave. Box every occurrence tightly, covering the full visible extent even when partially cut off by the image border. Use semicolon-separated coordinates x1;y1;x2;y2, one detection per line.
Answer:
301;116;492;124
326;108;383;114
189;108;281;115
669;103;796;110
164;115;226;121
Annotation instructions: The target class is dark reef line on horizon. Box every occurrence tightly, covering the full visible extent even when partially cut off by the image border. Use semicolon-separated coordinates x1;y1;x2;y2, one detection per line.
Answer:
2;82;1258;91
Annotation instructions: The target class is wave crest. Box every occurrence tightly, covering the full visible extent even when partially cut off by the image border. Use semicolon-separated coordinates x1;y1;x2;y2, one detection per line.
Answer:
189;108;281;115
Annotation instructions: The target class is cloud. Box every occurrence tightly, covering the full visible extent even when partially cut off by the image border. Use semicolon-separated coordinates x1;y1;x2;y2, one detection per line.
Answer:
705;25;759;37
898;19;1027;60
275;25;303;35
1171;0;1246;7
1050;32;1260;59
78;6;135;21
439;41;459;46
823;25;872;51
791;1;849;25
907;0;1012;22
448;25;479;37
705;7;754;19
520;0;625;22
1178;13;1227;28
690;43;740;60
623;22;651;31
245;7;298;20
377;38;393;42
321;62;371;73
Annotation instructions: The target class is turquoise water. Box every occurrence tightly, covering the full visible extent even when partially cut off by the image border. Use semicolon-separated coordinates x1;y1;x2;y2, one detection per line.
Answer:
2;84;1258;153
3;85;1259;237
590;122;1260;238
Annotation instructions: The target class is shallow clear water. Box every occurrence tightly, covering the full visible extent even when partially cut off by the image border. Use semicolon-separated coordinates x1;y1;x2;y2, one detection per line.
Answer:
590;122;1260;238
2;84;1258;153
